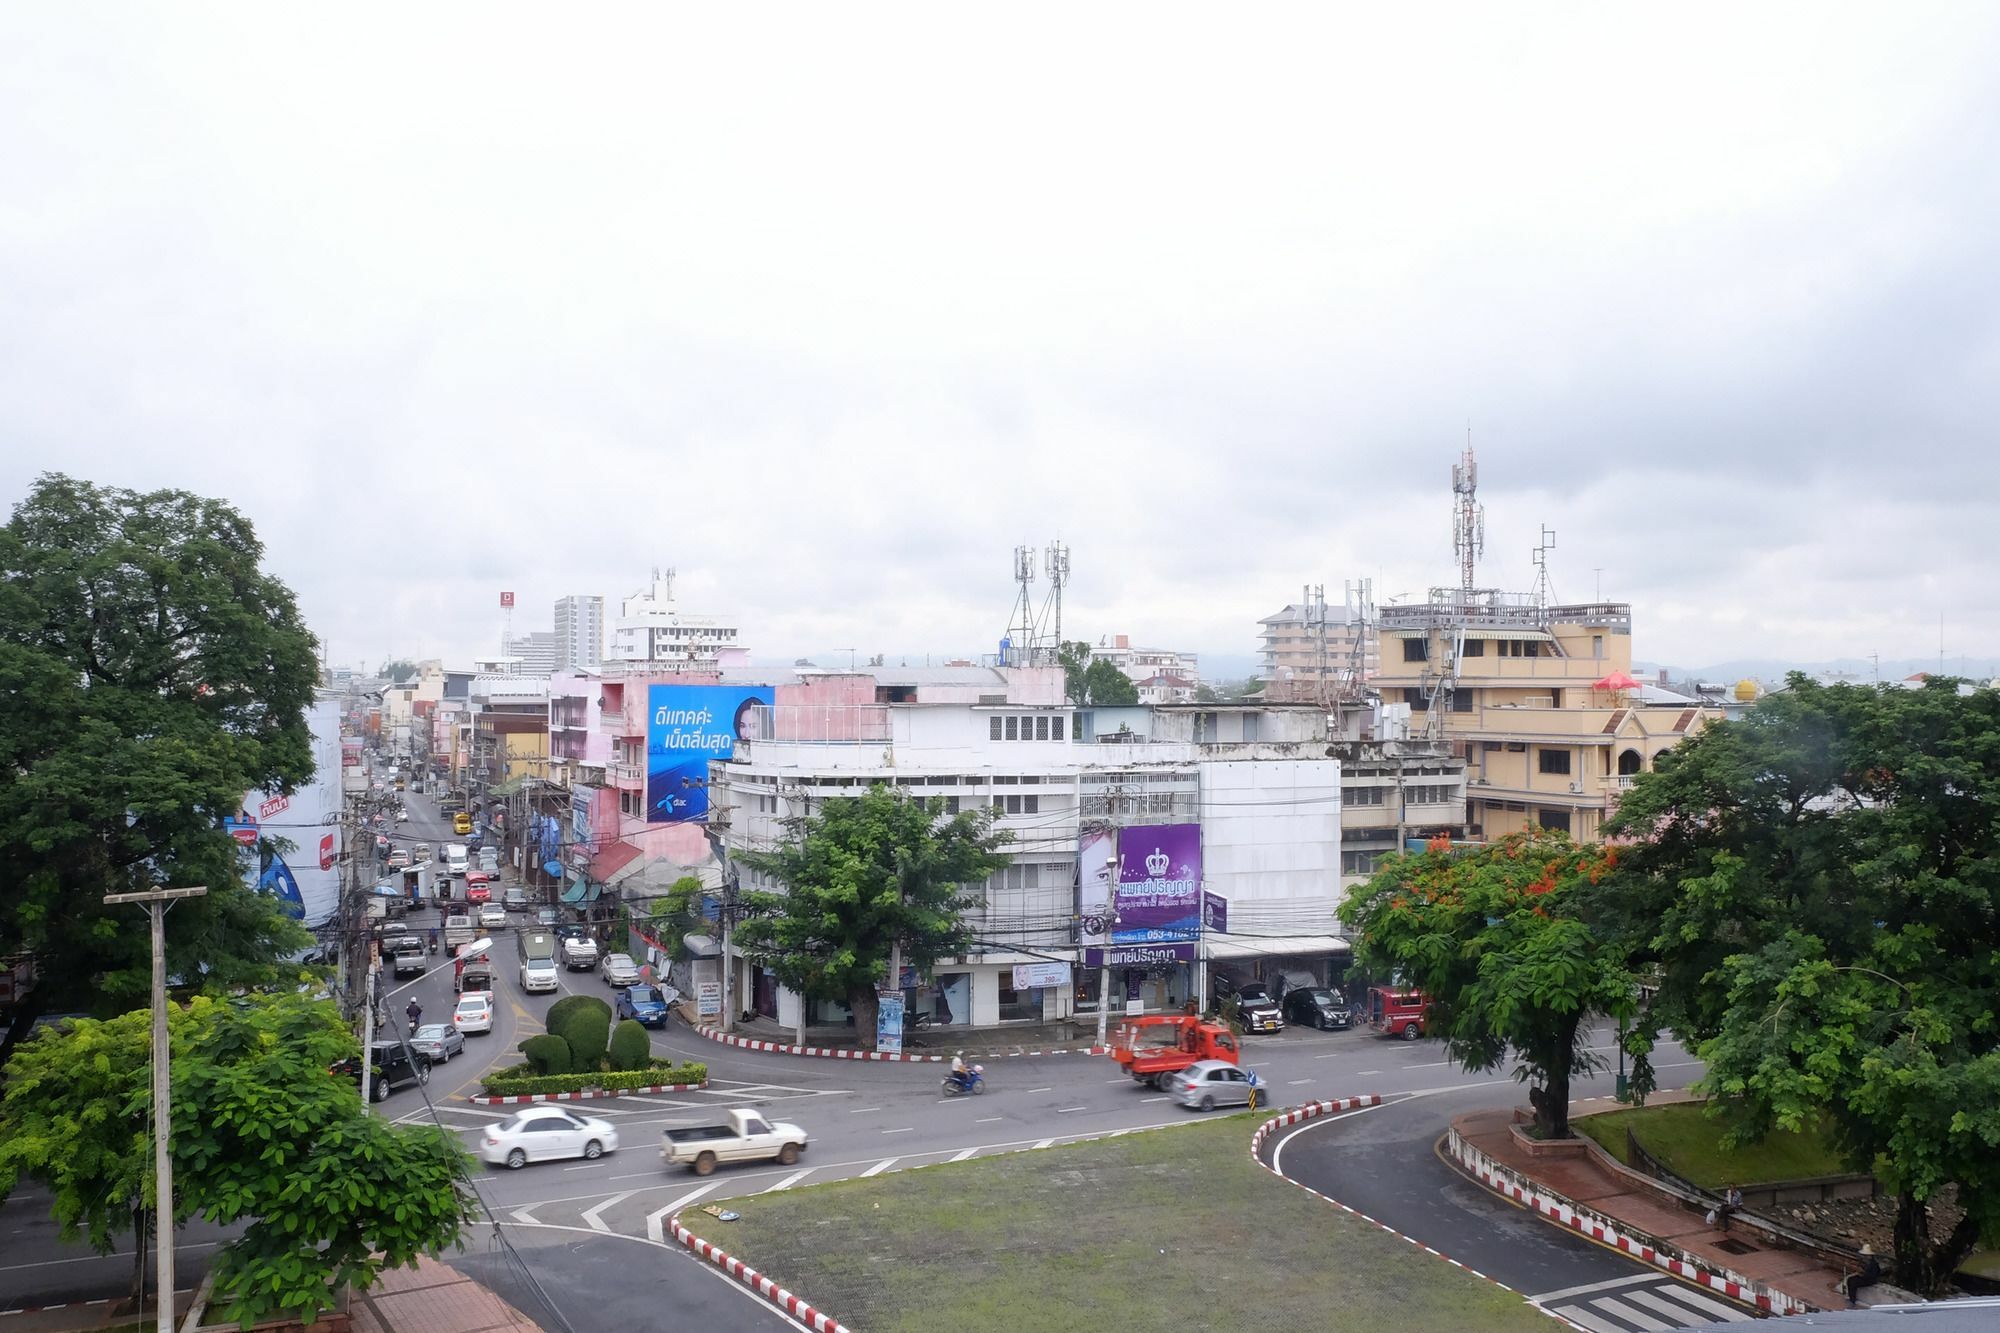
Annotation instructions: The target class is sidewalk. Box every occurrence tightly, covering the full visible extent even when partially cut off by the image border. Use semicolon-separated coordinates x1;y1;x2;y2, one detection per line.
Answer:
706;1011;1109;1058
349;1258;545;1333
1453;1102;1854;1312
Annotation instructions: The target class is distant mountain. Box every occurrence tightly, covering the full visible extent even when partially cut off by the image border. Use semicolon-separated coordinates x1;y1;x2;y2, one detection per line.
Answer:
1637;656;2000;685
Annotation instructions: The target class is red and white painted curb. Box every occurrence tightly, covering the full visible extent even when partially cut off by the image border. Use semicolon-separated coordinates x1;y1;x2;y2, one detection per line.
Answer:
670;1212;852;1333
692;1023;1109;1062
468;1080;705;1106
1442;1126;1814;1316
1250;1095;1574;1324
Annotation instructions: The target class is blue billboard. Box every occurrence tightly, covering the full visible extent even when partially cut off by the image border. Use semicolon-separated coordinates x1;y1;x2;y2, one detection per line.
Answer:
646;684;773;822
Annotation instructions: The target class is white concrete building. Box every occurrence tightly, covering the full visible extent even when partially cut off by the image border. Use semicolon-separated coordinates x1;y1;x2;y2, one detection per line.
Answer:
1093;634;1202;689
554;595;605;672
708;669;1346;1034
608;567;749;668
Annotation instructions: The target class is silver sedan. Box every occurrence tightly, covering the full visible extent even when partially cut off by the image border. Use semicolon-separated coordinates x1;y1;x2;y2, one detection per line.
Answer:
1167;1059;1265;1112
409;1023;465;1063
601;953;642;988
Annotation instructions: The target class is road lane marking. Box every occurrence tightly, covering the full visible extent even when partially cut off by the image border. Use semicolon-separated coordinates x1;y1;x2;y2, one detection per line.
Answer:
882;1126;915;1134
1313;1053;1343;1060
1056;1106;1089;1114
975;1116;1003;1123
949;1147;979;1162
847;1107;883;1114
646;1184;719;1243
1532;1273;1659;1303
1286;1079;1313;1086
860;1158;898;1177
1356;1069;1380;1075
765;1169;814;1193
579;1191;633;1233
1140;1096;1168;1103
1589;1296;1673;1331
509;1208;539;1224
1024;1087;1053;1093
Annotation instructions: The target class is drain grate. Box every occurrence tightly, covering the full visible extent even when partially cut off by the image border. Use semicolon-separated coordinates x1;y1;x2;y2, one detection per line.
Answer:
1714;1237;1757;1255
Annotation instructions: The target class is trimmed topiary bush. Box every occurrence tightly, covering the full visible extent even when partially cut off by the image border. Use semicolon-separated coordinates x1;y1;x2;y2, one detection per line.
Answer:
545;994;606;1036
557;1007;611;1072
520;1033;572;1076
607;1019;650;1072
478;1060;708;1098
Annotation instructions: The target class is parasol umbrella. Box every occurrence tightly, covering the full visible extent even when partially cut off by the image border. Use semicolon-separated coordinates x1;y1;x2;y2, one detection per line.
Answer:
1593;671;1642;691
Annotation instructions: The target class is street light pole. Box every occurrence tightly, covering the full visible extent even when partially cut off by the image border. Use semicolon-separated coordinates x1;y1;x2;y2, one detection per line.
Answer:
103;884;206;1333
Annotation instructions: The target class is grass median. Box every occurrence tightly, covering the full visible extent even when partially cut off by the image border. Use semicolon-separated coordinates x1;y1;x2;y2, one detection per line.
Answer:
676;1115;1549;1333
1573;1101;1857;1187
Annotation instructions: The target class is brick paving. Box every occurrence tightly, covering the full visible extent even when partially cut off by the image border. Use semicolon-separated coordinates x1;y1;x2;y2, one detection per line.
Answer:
348;1258;543;1333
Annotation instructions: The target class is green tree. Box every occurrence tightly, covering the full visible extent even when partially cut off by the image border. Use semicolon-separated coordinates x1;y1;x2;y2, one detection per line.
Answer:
734;785;1012;1048
646;874;709;963
0;476;321;1016
1055;641;1140;707
1340;830;1644;1140
1607;677;2000;1294
379;659;418;683
0;1008;182;1301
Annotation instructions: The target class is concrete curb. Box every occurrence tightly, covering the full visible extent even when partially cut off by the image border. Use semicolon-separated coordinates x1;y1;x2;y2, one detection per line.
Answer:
1441;1124;1814;1316
468;1079;706;1105
691;1023;1109;1062
669;1213;852;1333
1249;1095;1571;1325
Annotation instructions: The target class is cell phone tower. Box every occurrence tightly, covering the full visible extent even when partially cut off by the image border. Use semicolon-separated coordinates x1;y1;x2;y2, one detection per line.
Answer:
1040;541;1071;663
1452;440;1484;595
1004;545;1037;666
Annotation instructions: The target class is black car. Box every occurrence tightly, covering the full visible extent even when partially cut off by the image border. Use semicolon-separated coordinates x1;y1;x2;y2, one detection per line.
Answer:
331;1043;432;1102
1282;986;1353;1031
1214;975;1285;1034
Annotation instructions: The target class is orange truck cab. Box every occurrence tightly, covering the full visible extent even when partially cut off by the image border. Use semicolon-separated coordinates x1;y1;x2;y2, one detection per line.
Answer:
1111;1014;1242;1089
1367;986;1430;1040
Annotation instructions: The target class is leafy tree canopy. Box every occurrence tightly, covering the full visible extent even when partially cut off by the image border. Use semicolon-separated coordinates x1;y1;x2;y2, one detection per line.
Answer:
1341;830;1642;1139
733;785;1011;1047
646;874;708;962
379;659;418;683
1607;676;2000;1293
1056;641;1139;706
0;476;321;1013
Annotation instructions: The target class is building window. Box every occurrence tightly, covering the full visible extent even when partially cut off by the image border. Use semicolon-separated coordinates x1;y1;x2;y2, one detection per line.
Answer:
1451;689;1474;712
1005;716;1019;741
1051;716;1065;741
1341;786;1386;806
1461;638;1484;657
1481;740;1502;752
1538;749;1572;775
1593;634;1605;660
944;795;961;814
990;716;1003;741
1537;809;1572;834
1402;639;1430;662
1035;716;1049;740
1341;850;1381;876
1405;689;1429;709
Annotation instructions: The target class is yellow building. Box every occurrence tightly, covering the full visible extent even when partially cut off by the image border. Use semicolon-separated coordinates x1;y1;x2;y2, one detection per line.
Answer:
1373;593;1718;843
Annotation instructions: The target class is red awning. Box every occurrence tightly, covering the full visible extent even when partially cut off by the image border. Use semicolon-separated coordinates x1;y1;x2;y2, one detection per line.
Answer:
587;841;645;885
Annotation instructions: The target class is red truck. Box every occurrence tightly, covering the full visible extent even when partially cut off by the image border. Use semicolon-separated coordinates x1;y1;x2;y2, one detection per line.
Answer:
1110;1014;1243;1089
1366;986;1430;1040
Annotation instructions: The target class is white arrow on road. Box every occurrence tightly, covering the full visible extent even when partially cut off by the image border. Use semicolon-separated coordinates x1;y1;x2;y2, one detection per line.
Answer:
645;1183;720;1244
580;1190;634;1234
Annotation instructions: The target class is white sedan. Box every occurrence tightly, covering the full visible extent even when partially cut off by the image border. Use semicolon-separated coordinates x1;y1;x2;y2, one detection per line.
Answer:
477;903;507;929
601;953;641;988
453;991;494;1035
480;1107;619;1169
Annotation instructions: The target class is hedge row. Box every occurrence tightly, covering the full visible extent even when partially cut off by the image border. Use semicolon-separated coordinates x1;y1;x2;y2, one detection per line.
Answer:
480;1060;708;1097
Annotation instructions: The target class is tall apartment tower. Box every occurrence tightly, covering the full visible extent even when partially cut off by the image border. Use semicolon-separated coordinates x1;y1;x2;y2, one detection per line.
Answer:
554;595;604;672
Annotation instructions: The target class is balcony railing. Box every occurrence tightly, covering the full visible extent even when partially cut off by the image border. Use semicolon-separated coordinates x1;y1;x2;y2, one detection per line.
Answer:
609;762;644;787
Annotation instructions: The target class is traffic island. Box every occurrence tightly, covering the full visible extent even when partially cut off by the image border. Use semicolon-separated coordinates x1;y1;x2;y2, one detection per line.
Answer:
670;1114;1552;1333
689;1020;1108;1062
469;1060;708;1105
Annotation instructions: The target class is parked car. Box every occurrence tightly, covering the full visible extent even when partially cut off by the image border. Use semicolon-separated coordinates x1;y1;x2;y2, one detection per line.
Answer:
1214;975;1285;1034
1167;1059;1264;1112
478;903;508;929
453;991;494;1035
601;953;641;988
502;886;531;912
409;1023;466;1063
615;984;674;1027
1282;986;1353;1031
331;1043;431;1102
480;1107;619;1169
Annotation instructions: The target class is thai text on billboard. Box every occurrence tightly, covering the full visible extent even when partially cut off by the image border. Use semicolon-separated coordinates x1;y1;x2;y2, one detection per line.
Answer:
646;684;773;822
1113;823;1201;944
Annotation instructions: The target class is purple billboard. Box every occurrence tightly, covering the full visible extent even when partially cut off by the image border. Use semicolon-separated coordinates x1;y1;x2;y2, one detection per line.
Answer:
1113;823;1201;944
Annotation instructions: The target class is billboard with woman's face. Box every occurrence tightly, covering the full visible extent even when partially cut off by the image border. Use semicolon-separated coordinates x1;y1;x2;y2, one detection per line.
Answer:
646;684;773;822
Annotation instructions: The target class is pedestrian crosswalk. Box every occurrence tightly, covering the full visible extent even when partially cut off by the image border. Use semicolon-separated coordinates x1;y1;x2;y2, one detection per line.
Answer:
1533;1272;1754;1330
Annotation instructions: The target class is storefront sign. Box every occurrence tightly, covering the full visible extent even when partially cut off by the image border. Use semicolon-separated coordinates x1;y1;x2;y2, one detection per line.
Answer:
697;980;722;1018
1084;942;1196;967
645;684;775;823
258;793;290;820
1078;827;1115;946
1202;890;1228;933
1011;962;1071;990
877;993;905;1056
1113;824;1201;943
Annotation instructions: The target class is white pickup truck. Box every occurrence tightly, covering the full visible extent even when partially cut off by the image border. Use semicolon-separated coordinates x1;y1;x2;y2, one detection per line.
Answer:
662;1109;810;1176
561;934;599;971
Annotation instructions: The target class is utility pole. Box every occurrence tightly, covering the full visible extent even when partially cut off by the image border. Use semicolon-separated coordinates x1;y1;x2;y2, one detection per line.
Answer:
103;884;206;1333
1094;854;1123;1049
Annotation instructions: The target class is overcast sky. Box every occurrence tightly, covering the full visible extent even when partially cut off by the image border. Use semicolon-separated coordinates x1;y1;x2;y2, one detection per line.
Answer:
4;4;1997;676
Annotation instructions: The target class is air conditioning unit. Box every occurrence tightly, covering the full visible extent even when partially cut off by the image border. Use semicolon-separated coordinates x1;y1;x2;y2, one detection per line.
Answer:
1569;782;1584;793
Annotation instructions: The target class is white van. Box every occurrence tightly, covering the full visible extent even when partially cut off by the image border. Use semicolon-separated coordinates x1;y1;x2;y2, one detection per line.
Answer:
442;844;469;876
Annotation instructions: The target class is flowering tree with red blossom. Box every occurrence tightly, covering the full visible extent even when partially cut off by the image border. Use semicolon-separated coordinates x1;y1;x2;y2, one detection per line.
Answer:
1339;829;1648;1139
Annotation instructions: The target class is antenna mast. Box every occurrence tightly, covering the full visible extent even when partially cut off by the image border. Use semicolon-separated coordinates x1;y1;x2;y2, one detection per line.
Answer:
1004;545;1037;666
1531;525;1558;610
1452;440;1485;595
1040;541;1071;664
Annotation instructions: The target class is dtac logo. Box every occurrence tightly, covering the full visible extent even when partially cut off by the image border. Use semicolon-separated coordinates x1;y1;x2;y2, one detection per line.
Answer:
1145;846;1171;878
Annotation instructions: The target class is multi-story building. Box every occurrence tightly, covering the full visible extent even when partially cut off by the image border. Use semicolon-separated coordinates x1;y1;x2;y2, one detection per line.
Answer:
1093;635;1201;689
1258;602;1378;696
607;568;749;668
703;668;1353;1034
547;670;611;792
1373;592;1719;843
554;595;605;672
468;675;551;791
504;631;560;677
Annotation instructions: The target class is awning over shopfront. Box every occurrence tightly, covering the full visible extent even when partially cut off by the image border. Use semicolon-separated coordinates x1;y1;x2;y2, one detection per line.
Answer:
682;932;721;958
560;877;606;905
1203;933;1350;961
587;841;645;887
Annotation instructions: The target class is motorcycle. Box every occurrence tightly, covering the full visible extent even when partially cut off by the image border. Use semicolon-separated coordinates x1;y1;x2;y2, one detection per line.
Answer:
941;1064;985;1097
